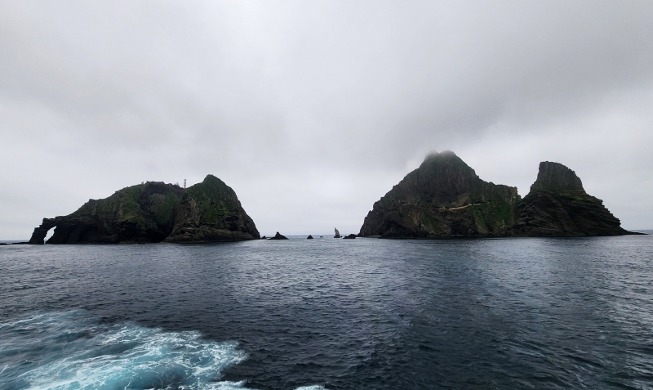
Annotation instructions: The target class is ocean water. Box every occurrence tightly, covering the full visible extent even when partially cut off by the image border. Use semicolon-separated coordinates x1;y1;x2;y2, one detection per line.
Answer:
1;235;652;389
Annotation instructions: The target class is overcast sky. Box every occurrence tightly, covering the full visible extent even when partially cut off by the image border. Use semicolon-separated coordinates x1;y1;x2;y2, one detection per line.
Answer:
1;0;652;239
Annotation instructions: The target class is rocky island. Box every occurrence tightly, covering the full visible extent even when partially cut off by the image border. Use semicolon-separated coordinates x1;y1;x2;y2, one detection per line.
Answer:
27;155;636;243
513;162;630;236
28;175;260;244
359;151;636;238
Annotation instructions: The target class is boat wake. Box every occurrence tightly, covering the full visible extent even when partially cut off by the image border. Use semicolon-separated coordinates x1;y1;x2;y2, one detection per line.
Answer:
0;310;326;390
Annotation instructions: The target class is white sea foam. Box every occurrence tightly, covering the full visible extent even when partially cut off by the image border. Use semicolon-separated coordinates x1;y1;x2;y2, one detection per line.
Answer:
1;310;245;389
0;310;326;390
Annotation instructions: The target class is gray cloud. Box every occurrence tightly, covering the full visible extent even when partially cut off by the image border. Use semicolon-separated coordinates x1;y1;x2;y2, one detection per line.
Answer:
1;0;652;239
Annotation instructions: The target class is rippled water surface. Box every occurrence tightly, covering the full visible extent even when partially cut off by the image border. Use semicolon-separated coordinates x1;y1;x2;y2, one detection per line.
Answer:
1;235;652;389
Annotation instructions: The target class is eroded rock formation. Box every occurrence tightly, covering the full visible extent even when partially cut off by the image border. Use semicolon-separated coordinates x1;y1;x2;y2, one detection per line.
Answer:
358;151;519;238
29;175;259;244
359;152;635;238
514;162;630;236
165;175;259;243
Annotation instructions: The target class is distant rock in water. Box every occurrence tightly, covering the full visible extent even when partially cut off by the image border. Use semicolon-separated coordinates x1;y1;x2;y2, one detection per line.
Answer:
334;228;341;238
358;151;519;238
514;162;631;236
358;152;635;238
269;232;288;240
29;175;260;244
343;234;356;239
307;235;314;239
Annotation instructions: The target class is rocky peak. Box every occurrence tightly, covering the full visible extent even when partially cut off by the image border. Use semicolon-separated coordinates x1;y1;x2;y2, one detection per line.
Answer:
530;162;585;193
165;174;260;242
515;161;632;236
420;150;475;176
359;152;635;238
396;151;483;202
359;151;519;238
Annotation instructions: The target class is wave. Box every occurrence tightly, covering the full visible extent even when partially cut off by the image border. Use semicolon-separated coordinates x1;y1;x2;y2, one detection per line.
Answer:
0;310;326;390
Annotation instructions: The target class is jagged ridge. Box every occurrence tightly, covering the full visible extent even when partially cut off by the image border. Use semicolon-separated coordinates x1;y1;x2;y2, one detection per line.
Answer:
359;152;636;238
514;162;629;236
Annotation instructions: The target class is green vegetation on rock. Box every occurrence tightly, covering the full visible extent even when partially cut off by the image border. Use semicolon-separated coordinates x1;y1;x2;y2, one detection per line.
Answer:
359;151;519;238
359;152;633;238
28;176;259;244
165;175;260;243
514;162;629;236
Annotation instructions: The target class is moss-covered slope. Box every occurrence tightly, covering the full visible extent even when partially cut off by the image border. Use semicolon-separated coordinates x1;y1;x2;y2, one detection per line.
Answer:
359;155;634;238
165;175;260;243
358;151;520;237
28;176;259;244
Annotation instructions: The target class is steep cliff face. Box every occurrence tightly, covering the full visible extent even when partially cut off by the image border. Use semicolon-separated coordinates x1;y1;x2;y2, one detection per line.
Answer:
164;175;260;243
29;182;185;244
28;176;259;244
514;162;629;236
358;154;635;238
528;161;584;193
358;151;520;237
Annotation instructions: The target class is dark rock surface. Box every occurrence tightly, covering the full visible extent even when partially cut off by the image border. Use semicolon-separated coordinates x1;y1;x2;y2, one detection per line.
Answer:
165;175;259;243
29;176;259;244
343;234;357;239
359;153;634;238
29;182;185;244
359;151;519;238
514;162;631;236
269;232;288;240
529;161;584;193
307;235;314;239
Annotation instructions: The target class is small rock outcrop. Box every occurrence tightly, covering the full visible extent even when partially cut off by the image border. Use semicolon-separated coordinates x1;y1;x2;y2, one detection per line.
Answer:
307;235;314;239
334;228;341;238
359;151;519;238
269;232;288;240
343;234;357;239
514;162;630;236
29;175;260;244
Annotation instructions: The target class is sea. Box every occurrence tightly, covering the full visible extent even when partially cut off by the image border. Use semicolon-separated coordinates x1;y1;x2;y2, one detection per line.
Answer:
1;233;652;389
